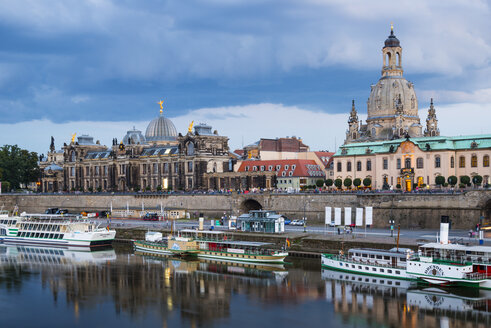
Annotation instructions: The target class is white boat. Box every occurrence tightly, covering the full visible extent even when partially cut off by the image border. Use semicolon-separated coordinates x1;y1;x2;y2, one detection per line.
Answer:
133;231;200;257
321;247;415;280
0;212;116;248
180;229;288;263
407;216;491;289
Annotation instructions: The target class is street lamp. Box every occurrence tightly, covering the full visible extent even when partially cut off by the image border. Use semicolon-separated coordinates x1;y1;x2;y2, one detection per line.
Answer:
303;199;312;233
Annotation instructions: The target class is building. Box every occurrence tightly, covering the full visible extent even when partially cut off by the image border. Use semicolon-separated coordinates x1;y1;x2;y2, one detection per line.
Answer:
40;108;233;192
237;159;325;191
240;137;309;160
345;26;437;144
334;135;490;191
237;210;285;233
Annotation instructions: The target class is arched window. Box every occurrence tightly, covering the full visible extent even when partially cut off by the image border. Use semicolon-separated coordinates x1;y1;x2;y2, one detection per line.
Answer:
405;158;411;169
416;157;424;169
459;156;465;168
371;128;376;136
366;160;372;171
386;53;391;66
417;177;424;187
186;142;195;156
484;155;490;167
352;132;356;140
70;151;76;162
396;52;401;66
356;161;362;171
450;156;454;168
399;128;404;136
471;155;477;167
435;156;441;168
347;161;352;172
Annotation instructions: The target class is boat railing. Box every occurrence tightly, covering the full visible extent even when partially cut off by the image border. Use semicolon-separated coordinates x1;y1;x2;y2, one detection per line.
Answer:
464;272;488;281
325;254;406;269
416;255;491;265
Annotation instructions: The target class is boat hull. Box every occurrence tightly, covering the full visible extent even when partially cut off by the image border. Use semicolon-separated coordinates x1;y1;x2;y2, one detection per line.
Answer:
198;251;288;263
133;241;199;257
1;230;116;248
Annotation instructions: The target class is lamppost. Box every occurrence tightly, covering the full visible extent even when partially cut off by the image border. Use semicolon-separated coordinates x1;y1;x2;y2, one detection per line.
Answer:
303;199;312;233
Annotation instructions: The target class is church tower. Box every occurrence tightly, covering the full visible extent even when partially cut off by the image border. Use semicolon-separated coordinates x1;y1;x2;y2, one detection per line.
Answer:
424;98;440;137
381;25;403;78
345;100;359;143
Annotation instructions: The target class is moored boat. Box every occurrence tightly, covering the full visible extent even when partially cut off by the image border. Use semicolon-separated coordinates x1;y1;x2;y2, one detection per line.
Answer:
133;231;200;257
321;247;415;280
0;212;116;248
179;229;288;263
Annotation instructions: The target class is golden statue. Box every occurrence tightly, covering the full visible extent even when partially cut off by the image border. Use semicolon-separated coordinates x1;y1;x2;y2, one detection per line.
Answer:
390;22;394;32
188;121;194;134
158;100;164;115
71;133;76;143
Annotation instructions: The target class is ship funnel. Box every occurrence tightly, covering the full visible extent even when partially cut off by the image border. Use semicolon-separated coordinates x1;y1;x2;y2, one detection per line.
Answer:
440;215;450;244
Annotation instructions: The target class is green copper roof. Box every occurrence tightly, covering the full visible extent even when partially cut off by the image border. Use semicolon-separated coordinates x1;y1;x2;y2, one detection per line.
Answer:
334;134;491;157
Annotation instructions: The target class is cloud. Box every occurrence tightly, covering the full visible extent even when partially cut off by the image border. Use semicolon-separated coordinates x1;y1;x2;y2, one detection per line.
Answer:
1;102;489;156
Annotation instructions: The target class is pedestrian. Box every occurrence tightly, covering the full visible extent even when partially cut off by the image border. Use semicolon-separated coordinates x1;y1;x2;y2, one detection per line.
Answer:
337;227;340;235
390;225;394;237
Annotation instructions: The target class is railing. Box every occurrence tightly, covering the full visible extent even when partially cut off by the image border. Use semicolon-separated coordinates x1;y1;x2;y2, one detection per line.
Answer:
464;272;488;281
324;254;406;269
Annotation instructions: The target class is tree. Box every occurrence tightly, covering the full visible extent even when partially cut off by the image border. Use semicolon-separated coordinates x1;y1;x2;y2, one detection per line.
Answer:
363;177;371;187
396;184;401;189
353;178;361;188
448;175;457;186
334;178;343;189
0;145;39;190
435;175;445;186
325;179;333;187
460;175;470;186
315;179;324;188
343;178;352;188
472;175;483;186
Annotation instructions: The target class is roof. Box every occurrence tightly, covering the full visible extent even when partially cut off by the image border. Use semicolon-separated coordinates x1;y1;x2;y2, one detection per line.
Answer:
313;151;334;167
237;159;325;178
141;146;178;156
85;151;111;160
44;163;63;171
335;134;491;157
421;242;491;253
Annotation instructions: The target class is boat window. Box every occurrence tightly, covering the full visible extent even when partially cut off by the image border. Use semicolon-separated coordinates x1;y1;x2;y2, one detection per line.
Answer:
380;269;384;272
358;266;362;269
388;270;392;273
395;271;400;274
384;256;390;260
365;267;369;270
400;258;406;262
395;282;400;286
362;254;367;257
49;234;54;239
35;233;40;238
355;253;360;256
372;268;376;271
352;265;355;268
380;280;385;284
370;255;374;258
388;281;392;285
376;255;382;259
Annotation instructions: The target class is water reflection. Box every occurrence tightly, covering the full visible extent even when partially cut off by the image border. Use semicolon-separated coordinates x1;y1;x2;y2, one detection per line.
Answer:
0;244;489;327
322;268;491;327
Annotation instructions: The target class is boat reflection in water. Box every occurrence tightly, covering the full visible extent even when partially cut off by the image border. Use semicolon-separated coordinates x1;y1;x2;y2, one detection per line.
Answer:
322;268;491;327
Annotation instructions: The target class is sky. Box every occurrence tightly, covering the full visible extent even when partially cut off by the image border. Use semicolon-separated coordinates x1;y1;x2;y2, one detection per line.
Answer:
0;0;490;155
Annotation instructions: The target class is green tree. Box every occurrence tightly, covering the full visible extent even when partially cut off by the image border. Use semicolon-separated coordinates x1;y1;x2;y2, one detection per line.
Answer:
435;175;445;186
343;178;352;188
353;178;361;188
472;175;483;186
448;175;457;186
315;179;324;188
334;178;343;189
1;181;11;192
396;183;401;189
0;145;39;190
363;177;371;187
325;179;333;187
460;175;470;186
157;185;162;191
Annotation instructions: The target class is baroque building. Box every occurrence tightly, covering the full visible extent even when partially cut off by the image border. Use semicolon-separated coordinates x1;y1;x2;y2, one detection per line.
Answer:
40;108;232;192
345;26;438;144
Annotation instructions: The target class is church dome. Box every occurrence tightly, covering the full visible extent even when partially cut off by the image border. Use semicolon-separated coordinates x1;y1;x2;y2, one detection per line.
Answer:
123;127;146;145
367;77;418;119
384;30;400;48
145;113;178;142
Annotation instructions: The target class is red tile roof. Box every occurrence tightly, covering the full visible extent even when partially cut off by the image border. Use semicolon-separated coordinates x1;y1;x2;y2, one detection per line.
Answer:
238;159;325;178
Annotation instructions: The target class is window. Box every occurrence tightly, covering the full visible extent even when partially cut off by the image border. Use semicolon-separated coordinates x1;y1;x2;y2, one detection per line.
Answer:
153;163;158;174
366;160;372;171
174;163;179;173
163;163;169;173
435;156;441;168
70;151;76;162
71;167;75;177
356;161;362;171
383;158;388;170
471;155;477;167
86;167;90;175
95;166;100;175
260;166;265;171
450;156;455;168
187;161;193;173
291;165;296;170
268;165;273;171
459;156;465;168
252;166;257;171
416;158;424;169
484;155;490;167
405;158;411;169
142;164;147;174
104;166;108;176
285;165;289;170
347;161;352;171
276;165;281;171
396;158;401;169
186;142;195;156
245;166;249;172
337;162;342;172
289;171;293;176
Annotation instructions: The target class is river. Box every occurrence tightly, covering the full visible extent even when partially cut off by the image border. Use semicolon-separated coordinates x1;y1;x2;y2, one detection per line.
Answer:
0;244;489;328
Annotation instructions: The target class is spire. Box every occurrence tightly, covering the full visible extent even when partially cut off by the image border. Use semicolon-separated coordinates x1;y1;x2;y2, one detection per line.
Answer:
348;99;358;123
424;98;439;137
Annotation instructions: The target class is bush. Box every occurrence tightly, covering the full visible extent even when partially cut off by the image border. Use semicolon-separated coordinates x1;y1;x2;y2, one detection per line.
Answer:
396;183;401;189
343;178;352;188
353;178;361;188
363;177;371;187
145;186;151;191
157;185;162;191
435;175;445;186
459;183;466;189
1;181;11;192
448;175;457;186
325;179;333;187
97;187;102;192
316;179;324;188
443;183;448;187
88;187;93;192
334;179;343;189
460;175;470;185
472;175;483;186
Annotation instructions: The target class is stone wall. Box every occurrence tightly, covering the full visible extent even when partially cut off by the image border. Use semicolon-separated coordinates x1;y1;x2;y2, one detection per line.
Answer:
0;191;489;229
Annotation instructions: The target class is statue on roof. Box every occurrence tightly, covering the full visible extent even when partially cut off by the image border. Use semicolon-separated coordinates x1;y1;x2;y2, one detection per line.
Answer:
188;121;194;134
71;133;76;144
158;99;164;115
50;136;55;152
